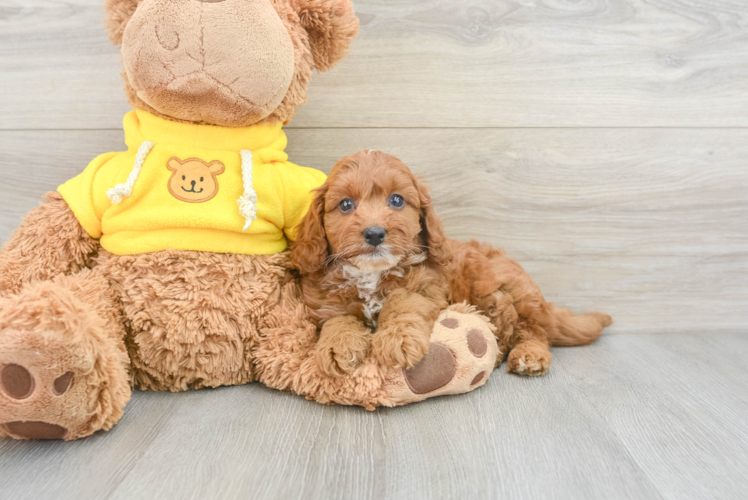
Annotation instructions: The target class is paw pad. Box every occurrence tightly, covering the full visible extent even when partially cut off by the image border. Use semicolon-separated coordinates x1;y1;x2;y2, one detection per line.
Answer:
1;364;35;400
403;343;456;394
387;309;500;405
440;318;459;329
53;372;74;396
466;329;487;358
1;421;67;440
470;371;486;385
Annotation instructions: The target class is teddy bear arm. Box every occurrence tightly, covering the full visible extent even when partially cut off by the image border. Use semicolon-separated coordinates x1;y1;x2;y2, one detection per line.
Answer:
0;192;100;297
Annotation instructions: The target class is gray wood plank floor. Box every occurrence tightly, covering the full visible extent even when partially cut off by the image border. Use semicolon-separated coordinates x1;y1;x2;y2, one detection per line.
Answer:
2;0;748;499
1;333;746;500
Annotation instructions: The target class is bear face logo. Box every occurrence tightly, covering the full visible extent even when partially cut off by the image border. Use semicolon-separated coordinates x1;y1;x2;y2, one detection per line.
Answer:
167;157;225;203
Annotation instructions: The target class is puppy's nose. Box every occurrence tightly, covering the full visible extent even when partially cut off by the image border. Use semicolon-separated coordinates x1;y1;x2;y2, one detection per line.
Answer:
191;180;196;187
363;226;386;247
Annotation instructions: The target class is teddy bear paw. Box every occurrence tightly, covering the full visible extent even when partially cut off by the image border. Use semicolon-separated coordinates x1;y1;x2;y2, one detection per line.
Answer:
383;305;499;405
0;325;129;441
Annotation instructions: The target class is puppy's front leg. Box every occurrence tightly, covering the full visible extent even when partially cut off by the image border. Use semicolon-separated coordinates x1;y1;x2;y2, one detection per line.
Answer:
371;289;444;368
315;316;372;377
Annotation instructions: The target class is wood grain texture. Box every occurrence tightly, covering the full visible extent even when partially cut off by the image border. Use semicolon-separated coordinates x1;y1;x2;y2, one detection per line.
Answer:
1;128;746;334
2;0;747;497
557;333;748;500
1;333;746;500
2;0;748;129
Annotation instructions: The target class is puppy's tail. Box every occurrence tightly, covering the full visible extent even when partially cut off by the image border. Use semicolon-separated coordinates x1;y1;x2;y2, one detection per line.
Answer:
547;306;612;347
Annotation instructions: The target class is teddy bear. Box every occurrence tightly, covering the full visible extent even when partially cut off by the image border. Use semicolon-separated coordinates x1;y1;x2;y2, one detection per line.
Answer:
0;0;498;441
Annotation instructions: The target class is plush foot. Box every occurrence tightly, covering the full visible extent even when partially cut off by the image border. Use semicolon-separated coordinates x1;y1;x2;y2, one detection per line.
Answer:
0;279;131;440
256;285;500;409
506;340;552;376
384;304;500;405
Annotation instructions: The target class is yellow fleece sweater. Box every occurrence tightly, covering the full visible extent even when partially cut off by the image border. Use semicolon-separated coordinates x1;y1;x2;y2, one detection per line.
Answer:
58;110;326;256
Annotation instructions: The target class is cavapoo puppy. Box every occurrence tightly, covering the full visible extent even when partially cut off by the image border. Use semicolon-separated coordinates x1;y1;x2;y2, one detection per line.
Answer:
290;150;611;377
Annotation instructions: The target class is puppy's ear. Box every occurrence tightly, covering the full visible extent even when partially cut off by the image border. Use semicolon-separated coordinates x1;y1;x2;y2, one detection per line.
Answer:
104;0;141;45
290;182;330;274
416;177;451;267
291;0;359;72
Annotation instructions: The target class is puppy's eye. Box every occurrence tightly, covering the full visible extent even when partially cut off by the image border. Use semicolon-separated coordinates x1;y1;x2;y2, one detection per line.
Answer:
182;175;186;181
200;177;204;182
388;194;405;209
339;198;355;213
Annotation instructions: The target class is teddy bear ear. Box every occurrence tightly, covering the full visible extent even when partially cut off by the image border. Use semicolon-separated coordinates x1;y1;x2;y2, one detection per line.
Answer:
208;161;226;175
103;0;141;45
167;158;182;172
291;0;360;72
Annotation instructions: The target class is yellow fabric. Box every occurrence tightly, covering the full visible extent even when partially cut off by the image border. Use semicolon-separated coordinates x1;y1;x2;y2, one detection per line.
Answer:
58;110;326;256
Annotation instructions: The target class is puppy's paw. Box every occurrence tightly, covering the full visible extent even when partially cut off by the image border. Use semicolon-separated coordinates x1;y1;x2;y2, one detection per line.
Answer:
371;327;430;369
506;340;552;376
314;333;370;378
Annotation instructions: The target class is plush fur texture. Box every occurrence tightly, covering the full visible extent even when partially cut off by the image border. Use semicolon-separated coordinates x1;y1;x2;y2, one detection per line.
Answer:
291;151;612;377
0;0;362;440
0;193;99;298
0;270;130;440
97;249;290;391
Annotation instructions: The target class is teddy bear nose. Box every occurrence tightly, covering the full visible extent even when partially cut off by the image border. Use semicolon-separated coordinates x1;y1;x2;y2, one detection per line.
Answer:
191;180;196;187
363;226;386;247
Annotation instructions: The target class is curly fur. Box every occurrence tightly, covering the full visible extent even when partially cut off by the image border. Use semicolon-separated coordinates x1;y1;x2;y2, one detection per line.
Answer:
290;151;452;376
292;151;613;377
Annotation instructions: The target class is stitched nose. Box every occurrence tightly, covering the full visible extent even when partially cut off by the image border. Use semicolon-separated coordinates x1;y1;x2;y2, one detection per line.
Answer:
191;180;196;187
363;226;386;247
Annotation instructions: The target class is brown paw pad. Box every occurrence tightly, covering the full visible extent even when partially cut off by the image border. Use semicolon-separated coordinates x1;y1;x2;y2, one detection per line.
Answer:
403;342;456;394
1;364;35;400
1;421;68;440
53;372;74;396
466;329;487;358
440;318;459;329
1;364;75;399
470;371;486;386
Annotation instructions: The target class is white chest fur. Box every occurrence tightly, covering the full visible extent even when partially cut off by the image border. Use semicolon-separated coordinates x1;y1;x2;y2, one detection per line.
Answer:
338;253;427;330
341;264;384;329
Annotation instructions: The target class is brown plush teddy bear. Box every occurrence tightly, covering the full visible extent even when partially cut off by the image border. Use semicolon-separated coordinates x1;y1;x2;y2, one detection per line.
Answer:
0;0;498;441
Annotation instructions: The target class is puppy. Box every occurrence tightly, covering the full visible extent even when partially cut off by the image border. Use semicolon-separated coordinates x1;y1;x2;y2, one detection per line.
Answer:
290;150;450;376
291;150;612;377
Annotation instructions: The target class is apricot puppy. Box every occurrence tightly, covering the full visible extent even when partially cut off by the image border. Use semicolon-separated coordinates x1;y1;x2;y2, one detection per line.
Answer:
291;151;451;376
291;150;612;378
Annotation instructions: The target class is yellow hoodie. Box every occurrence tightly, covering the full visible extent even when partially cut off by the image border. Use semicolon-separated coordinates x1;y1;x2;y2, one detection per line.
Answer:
58;110;326;256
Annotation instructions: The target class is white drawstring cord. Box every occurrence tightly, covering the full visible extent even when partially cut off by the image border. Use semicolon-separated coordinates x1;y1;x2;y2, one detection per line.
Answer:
107;141;155;204
237;149;258;231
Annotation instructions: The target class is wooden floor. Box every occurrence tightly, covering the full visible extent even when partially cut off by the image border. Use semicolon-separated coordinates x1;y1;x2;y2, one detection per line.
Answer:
1;333;747;500
1;0;748;498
